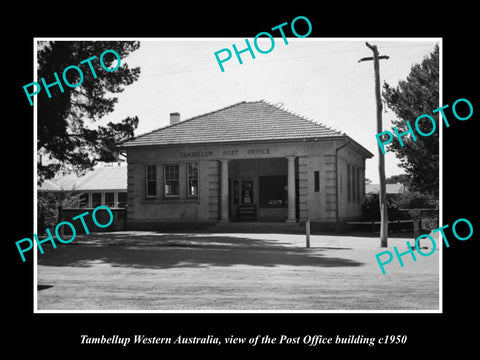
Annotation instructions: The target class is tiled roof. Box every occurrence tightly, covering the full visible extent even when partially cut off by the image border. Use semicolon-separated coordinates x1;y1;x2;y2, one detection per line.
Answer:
38;165;127;192
73;166;127;190
120;100;346;148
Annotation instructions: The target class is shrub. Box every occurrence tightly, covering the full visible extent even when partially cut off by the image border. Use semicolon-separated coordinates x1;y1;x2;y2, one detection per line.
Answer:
395;191;437;210
361;194;402;221
361;192;437;221
37;191;79;235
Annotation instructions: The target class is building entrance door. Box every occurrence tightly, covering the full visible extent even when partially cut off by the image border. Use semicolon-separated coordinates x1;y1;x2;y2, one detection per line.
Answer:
237;180;257;221
241;180;253;204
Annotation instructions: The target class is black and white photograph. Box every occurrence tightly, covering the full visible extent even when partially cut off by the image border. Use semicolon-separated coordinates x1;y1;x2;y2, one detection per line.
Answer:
34;38;441;312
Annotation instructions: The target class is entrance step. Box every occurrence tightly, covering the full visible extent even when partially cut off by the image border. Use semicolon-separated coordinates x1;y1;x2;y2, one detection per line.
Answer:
206;221;305;234
236;204;257;221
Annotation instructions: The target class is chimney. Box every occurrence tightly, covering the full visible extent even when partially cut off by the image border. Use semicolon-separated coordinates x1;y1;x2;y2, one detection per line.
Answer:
170;112;180;125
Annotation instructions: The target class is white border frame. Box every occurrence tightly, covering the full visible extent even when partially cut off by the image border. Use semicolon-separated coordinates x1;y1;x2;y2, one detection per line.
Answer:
33;37;443;314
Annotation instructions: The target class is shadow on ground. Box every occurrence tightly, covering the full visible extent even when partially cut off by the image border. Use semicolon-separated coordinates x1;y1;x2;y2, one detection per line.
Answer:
37;285;53;291
37;233;363;269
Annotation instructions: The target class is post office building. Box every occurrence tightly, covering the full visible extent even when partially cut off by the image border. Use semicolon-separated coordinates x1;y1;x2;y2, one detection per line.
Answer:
118;101;373;231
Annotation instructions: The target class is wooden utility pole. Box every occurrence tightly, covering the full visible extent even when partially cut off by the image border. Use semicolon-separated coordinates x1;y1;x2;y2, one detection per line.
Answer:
359;42;389;247
306;218;310;248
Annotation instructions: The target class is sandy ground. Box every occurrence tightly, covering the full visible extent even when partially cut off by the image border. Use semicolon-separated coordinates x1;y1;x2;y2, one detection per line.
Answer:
36;231;440;311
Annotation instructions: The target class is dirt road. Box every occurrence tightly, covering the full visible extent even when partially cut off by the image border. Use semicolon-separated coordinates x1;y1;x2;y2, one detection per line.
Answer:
36;232;439;311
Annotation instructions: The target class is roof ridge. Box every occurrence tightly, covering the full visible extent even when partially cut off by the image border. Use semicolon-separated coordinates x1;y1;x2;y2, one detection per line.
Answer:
260;100;344;136
120;100;249;145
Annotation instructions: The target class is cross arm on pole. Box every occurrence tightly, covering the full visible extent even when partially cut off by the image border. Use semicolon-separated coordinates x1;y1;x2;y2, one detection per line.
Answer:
358;55;389;63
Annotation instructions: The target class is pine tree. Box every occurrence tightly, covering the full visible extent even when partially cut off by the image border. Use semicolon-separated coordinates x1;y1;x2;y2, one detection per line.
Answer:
37;41;141;182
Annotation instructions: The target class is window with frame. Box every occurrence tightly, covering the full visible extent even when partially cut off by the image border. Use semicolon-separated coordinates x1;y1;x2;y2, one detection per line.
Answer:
259;176;287;208
186;162;199;198
105;192;115;207
79;193;89;208
145;164;157;198
92;192;102;207
352;166;356;203
117;192;128;208
164;163;179;197
361;169;365;202
356;167;361;203
347;164;351;202
314;171;320;192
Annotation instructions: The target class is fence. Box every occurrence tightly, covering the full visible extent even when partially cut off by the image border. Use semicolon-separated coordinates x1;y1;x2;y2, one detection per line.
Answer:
346;219;414;233
346;209;439;235
58;207;127;233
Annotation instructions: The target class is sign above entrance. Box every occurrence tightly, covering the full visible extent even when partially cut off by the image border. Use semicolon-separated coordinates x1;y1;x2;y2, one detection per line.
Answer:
179;148;271;159
247;148;270;155
179;151;213;158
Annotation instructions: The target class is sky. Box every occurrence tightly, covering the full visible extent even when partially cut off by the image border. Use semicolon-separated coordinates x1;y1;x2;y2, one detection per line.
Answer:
99;38;439;183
